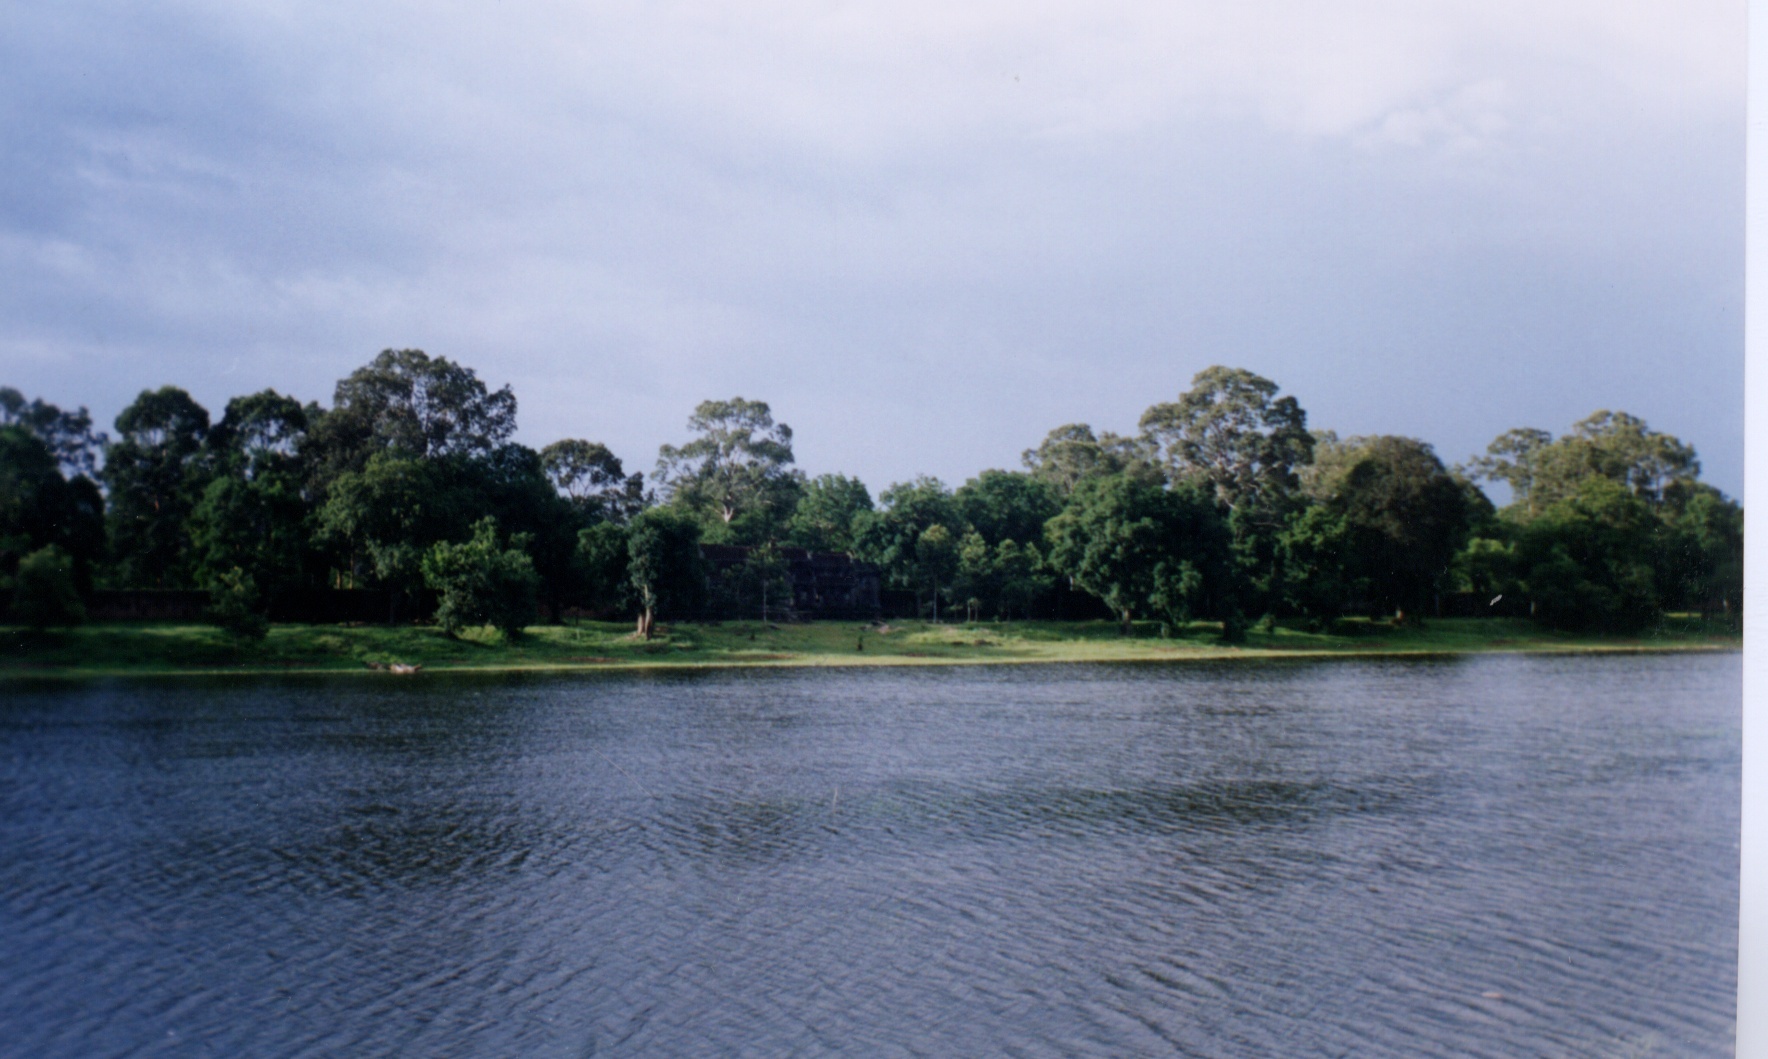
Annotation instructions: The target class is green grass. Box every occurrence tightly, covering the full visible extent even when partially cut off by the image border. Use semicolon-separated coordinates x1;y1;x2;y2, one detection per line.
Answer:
0;614;1740;679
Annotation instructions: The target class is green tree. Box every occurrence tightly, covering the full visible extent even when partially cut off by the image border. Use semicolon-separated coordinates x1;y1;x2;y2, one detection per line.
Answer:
952;535;1052;622
655;398;802;538
952;531;996;622
736;541;793;622
993;539;1050;622
203;566;269;642
627;508;707;638
915;524;960;622
101;387;211;587
1276;504;1359;625
0;387;106;476
541;439;645;523
422;517;540;638
316;452;467;618
1139;368;1314;618
189;474;310;607
853;476;964;615
9;545;85;630
1658;483;1744;622
307;349;518;485
573;521;632;616
1514;477;1662;631
477;443;588;622
1044;474;1231;634
955;470;1060;547
207;390;313;480
0;426;105;591
1468;411;1699;515
1139;366;1313;516
786;473;873;552
1450;533;1522;601
1303;434;1473;623
188;390;317;605
1021;423;1154;495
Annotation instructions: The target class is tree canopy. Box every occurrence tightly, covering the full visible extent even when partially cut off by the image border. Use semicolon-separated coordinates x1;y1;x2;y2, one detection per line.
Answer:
0;362;1736;638
1467;410;1699;514
101;386;211;588
786;473;873;553
1043;473;1232;633
1139;366;1313;519
656;398;800;534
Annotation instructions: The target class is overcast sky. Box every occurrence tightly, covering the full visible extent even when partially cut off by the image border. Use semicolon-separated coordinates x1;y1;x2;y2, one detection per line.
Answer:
0;1;1744;498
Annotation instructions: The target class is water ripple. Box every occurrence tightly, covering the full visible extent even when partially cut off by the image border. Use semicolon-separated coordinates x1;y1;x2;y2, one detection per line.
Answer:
0;654;1738;1058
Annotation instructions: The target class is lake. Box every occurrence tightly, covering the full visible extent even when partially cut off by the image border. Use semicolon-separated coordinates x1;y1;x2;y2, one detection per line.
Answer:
0;654;1739;1057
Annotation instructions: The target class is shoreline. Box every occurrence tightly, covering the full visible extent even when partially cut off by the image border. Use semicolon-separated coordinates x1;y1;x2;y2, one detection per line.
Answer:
0;617;1739;681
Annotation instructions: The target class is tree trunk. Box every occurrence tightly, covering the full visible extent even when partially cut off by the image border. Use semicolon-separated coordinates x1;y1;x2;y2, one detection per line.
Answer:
1120;609;1133;636
636;606;655;639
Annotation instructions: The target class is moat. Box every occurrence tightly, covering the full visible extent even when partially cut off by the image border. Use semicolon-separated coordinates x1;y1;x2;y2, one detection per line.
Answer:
0;653;1739;1057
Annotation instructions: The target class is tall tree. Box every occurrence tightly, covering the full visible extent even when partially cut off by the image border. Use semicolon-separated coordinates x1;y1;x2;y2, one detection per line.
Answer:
189;390;318;608
206;390;314;482
101;387;211;587
0;387;106;476
951;533;1051;622
952;531;993;622
1468;411;1699;515
1139;367;1313;620
476;443;586;622
655;398;801;536
915;524;960;622
627;508;707;637
1021;423;1153;495
0;426;105;591
1139;366;1313;515
541;439;645;523
992;539;1051;622
1303;434;1474;622
308;349;517;484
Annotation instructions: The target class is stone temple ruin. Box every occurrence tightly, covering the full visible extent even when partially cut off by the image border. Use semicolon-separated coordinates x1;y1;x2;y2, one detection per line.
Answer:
699;544;882;621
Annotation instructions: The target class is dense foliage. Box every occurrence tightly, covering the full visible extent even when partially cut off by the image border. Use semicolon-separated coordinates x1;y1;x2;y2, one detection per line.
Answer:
0;355;1742;637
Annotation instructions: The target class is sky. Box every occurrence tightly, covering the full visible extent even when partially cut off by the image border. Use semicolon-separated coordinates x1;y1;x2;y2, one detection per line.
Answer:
0;1;1745;499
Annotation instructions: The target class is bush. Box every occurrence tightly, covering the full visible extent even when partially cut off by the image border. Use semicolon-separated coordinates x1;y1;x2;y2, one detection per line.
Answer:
204;566;268;641
1218;612;1248;644
422;517;540;638
10;545;85;629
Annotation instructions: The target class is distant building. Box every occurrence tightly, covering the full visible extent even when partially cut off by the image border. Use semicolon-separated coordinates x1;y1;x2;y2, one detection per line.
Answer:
699;545;882;620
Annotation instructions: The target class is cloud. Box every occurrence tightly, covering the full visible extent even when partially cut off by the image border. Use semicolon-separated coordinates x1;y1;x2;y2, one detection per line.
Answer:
0;0;1745;496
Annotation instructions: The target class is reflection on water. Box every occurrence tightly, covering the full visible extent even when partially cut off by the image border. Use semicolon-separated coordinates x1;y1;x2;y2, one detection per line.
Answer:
0;655;1739;1057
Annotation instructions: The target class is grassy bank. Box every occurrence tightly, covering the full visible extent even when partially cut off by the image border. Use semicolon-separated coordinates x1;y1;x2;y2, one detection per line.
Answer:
0;615;1740;678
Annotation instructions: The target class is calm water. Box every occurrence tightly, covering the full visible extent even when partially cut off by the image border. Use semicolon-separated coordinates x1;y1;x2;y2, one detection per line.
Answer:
0;654;1739;1057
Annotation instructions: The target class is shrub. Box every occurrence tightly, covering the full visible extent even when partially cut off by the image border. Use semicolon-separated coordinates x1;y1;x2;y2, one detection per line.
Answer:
10;545;85;629
422;517;540;639
204;566;268;641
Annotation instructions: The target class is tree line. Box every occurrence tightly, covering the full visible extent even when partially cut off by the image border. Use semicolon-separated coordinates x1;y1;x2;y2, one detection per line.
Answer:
0;353;1743;639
